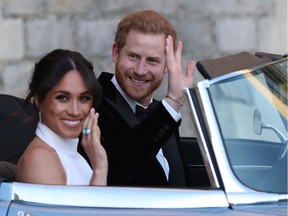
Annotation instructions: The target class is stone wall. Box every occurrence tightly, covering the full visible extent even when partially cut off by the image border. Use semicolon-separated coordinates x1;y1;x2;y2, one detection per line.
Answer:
0;0;287;135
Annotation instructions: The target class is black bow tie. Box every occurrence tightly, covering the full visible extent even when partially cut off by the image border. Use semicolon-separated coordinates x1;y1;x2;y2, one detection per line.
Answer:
135;100;159;122
135;101;158;121
135;105;149;121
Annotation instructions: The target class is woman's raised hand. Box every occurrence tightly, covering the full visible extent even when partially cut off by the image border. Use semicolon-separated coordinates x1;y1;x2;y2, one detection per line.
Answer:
81;108;108;185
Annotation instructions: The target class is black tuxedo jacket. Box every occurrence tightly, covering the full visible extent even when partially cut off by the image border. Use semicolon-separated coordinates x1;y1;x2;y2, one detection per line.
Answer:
80;72;186;187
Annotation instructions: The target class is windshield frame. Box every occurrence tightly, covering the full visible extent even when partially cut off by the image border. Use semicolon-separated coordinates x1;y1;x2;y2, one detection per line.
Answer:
188;58;287;203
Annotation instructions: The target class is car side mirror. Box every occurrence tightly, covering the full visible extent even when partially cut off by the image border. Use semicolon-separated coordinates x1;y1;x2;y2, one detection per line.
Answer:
253;109;262;135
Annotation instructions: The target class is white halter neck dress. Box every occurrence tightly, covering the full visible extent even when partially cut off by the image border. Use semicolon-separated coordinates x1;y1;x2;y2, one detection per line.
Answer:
36;123;92;185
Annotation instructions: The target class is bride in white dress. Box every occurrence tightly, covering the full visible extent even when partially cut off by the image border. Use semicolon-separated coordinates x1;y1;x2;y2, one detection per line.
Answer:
16;49;108;186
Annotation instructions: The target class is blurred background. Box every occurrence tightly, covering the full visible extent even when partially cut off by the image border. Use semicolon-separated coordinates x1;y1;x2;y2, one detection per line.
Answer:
0;0;287;135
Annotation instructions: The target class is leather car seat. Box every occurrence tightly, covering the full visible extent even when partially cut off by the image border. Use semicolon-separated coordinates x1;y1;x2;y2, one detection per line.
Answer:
0;94;37;181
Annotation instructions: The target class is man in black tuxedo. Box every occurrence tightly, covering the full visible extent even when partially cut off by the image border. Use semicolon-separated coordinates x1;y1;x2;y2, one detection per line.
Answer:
81;10;195;187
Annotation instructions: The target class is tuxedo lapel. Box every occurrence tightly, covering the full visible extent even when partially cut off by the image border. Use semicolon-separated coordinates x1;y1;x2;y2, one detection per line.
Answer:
98;72;139;127
105;97;139;128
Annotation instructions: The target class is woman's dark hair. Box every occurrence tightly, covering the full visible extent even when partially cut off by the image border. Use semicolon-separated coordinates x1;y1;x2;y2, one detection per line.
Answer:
24;49;102;117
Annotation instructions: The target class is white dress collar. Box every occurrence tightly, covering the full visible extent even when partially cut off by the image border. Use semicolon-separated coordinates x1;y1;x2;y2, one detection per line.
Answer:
36;122;79;157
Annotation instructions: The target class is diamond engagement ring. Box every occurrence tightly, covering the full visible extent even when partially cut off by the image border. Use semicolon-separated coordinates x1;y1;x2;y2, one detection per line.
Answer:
83;128;91;135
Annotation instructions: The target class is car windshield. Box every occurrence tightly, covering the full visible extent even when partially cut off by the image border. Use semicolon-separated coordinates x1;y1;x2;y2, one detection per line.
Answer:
208;59;287;194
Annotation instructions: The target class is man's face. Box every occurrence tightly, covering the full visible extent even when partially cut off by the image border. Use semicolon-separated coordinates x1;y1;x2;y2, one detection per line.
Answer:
113;30;166;106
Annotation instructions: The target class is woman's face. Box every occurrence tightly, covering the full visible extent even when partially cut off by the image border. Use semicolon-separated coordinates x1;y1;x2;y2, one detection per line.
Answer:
40;70;92;139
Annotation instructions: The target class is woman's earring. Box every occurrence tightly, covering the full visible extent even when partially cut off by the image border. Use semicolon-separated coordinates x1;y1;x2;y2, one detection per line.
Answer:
39;110;43;123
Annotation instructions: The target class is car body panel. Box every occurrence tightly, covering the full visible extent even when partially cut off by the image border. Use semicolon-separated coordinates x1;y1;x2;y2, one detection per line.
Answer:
5;204;275;216
1;182;229;208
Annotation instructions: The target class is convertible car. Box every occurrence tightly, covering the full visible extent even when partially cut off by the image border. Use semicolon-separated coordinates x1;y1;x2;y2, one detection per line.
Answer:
0;52;287;215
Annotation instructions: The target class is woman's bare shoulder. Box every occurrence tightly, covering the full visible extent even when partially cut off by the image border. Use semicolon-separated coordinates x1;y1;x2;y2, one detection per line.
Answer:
21;137;57;162
16;137;66;184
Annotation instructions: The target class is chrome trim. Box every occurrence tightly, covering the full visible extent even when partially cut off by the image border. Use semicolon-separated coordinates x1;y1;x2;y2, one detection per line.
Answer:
184;88;219;188
226;192;284;205
232;165;271;169
0;182;229;208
